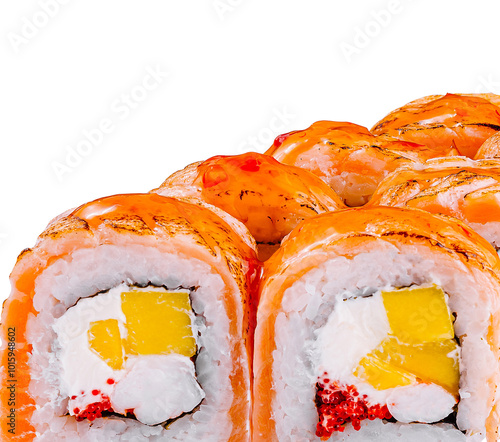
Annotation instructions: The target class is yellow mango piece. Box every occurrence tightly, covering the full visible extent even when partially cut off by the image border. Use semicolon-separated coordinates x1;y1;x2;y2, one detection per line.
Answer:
121;290;196;357
355;353;416;390
88;319;124;370
382;286;454;344
377;338;459;395
355;286;459;393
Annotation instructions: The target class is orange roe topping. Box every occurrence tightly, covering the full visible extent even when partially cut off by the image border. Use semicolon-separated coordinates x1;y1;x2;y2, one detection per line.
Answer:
74;396;112;422
315;377;392;438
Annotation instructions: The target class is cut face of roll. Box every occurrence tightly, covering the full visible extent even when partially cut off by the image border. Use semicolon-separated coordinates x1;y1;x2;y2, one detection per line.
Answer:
253;206;500;442
53;285;204;425
0;193;258;442
315;286;459;438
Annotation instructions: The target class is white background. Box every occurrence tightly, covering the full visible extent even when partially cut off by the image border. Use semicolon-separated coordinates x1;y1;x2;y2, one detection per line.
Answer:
1;0;500;305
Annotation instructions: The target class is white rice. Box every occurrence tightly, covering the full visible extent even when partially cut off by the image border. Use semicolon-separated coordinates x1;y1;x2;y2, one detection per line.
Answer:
468;221;500;250
25;244;238;441
271;243;498;441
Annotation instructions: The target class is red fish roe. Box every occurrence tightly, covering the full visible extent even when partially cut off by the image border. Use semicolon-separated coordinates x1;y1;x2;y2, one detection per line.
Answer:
74;396;112;422
315;377;392;439
106;378;115;385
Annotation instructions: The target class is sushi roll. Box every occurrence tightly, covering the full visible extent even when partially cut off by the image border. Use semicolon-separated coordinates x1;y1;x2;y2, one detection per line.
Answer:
0;193;258;441
371;93;500;158
476;132;500;159
368;157;500;252
152;152;344;260
265;121;438;206
253;206;500;441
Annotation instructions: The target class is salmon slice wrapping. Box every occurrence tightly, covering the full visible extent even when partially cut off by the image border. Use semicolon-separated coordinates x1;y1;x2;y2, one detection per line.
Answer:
265;121;441;206
153;152;344;260
368;157;500;250
371;93;500;158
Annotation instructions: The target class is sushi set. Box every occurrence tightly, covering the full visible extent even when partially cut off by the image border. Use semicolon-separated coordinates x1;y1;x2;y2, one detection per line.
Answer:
2;93;500;441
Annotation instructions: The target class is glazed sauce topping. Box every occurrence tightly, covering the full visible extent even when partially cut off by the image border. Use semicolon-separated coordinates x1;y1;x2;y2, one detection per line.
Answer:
239;158;261;172
202;164;228;188
191;151;344;244
315;377;392;439
273;130;298;148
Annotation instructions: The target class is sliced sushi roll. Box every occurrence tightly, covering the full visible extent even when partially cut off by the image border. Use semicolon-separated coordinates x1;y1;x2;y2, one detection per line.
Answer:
368;157;500;251
265;121;439;206
0;193;259;441
371;93;500;158
152;152;344;260
253;206;500;441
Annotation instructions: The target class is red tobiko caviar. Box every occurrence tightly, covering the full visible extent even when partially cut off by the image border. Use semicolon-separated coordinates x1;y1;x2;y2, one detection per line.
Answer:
315;377;392;439
74;396;113;422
